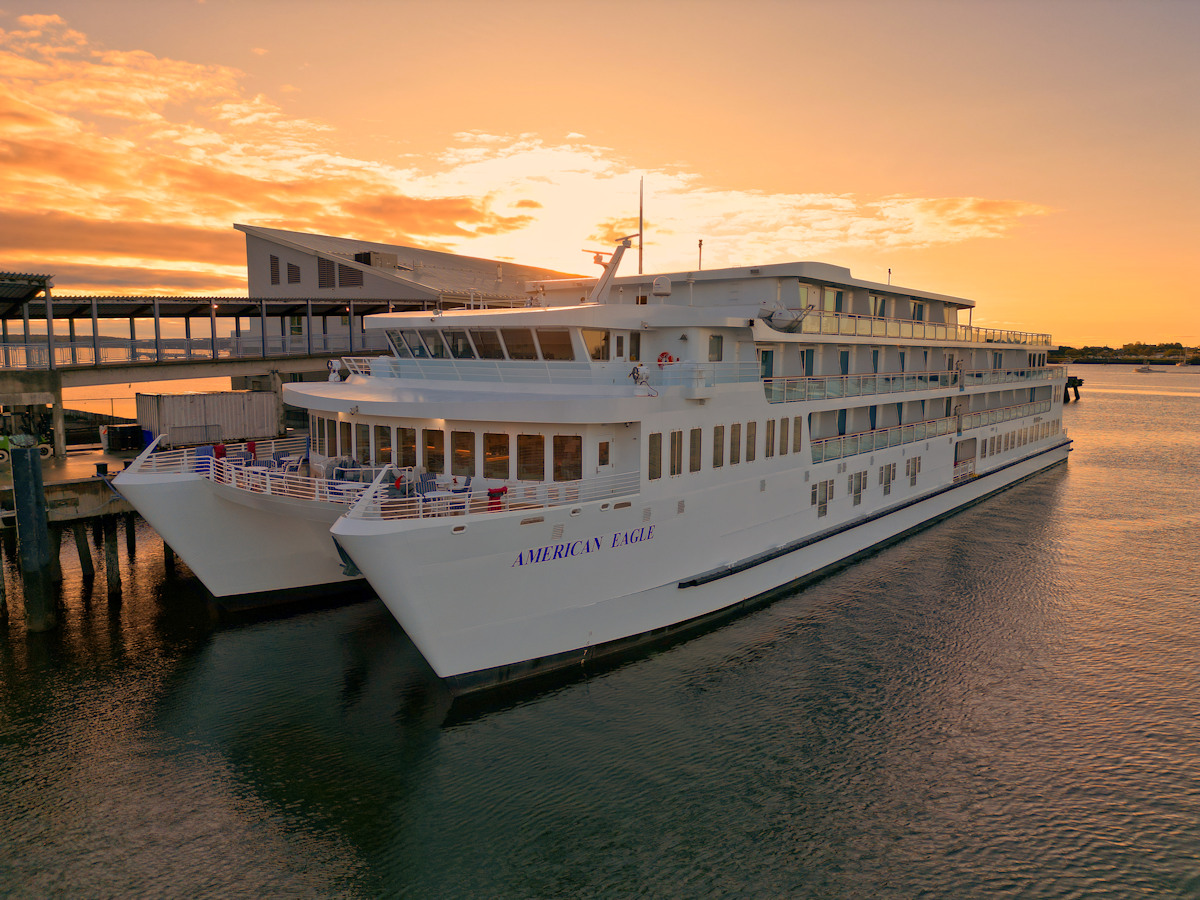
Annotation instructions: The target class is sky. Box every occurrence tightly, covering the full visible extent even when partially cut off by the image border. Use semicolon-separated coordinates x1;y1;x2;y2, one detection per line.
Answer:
1;0;1197;347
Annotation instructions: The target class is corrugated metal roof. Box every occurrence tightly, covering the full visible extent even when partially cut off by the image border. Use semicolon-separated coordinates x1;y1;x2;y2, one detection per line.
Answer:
0;272;53;302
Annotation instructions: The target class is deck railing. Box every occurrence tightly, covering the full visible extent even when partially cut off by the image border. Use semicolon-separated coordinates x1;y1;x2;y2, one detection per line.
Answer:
764;365;1066;403
763;309;1052;346
347;467;642;520
809;399;1053;463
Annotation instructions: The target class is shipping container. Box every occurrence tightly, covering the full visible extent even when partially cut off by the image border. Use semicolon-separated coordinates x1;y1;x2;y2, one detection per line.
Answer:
136;391;282;447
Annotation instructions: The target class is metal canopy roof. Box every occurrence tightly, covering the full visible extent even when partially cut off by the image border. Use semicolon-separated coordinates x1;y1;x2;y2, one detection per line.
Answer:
1;296;433;321
0;272;53;303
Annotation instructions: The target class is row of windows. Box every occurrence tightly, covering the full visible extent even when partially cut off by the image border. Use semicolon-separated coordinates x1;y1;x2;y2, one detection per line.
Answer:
647;417;804;480
979;418;1060;460
268;255;301;286
310;415;587;482
388;327;644;363
812;456;922;517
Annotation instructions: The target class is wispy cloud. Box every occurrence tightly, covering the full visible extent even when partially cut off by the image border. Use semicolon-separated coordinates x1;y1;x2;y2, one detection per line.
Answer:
0;15;1049;294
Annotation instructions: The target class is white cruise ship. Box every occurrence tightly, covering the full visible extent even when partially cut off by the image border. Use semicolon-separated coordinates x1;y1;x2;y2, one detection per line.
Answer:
288;239;1072;693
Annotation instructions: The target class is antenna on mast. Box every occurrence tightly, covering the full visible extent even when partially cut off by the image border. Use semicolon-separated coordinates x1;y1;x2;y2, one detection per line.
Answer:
638;177;644;275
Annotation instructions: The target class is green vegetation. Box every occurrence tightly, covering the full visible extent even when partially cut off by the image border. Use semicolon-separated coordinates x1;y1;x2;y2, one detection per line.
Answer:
1051;343;1199;365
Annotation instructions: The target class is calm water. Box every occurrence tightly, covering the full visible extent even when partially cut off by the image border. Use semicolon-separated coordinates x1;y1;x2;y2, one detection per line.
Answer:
2;366;1198;898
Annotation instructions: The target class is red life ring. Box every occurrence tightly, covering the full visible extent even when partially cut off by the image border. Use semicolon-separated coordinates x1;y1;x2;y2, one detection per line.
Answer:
657;352;675;368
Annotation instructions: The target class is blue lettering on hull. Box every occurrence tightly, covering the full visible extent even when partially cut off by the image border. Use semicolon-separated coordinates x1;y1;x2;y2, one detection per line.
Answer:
511;527;655;567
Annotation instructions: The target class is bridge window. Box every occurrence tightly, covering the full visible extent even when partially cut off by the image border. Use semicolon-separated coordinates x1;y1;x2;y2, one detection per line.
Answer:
375;425;391;465
469;329;505;360
397;427;416;467
424;429;444;474
517;434;544;480
420;330;451;359
536;329;574;361
553;435;582;481
483;433;509;479
452;431;475;477
387;329;412;358
356;423;370;464
442;330;476;360
398;330;428;358
582;329;610;361
501;328;538;360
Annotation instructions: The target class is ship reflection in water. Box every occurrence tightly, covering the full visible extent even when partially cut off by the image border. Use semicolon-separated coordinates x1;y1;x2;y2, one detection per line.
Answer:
1;366;1198;898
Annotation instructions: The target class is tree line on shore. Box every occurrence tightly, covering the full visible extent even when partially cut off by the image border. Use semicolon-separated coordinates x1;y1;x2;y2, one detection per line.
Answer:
1051;342;1199;365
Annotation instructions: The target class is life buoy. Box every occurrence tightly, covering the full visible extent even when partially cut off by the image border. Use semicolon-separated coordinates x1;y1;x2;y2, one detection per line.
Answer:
657;352;676;368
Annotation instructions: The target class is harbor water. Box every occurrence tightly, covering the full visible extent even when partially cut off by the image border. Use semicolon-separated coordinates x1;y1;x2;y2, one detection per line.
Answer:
1;366;1197;898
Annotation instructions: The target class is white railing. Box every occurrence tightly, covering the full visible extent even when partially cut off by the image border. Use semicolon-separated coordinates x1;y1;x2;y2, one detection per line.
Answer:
764;366;1066;403
953;459;976;483
134;435;310;472
761;309;1052;346
347;467;642;520
341;356;763;387
809;399;1053;463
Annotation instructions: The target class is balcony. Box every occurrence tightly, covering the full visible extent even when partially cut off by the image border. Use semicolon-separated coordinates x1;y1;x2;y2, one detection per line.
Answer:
764;366;1065;403
759;309;1052;346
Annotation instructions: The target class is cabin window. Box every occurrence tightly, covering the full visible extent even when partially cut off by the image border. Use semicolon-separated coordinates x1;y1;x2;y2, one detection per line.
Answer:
712;426;725;468
399;330;429;358
397;427;416;467
906;456;921;486
536;329;575;361
387;330;412;358
709;334;723;362
442;330;476;360
424;429;445;474
289;315;303;336
811;479;834;517
598;440;610;467
452;431;475;477
689;428;702;473
792;416;803;453
648;433;662;481
869;294;886;317
822;288;844;313
993;351;1003;370
629;331;641;362
880;462;896;496
745;422;757;463
582;329;610;361
325;419;336;458
501;328;539;360
553;435;582;481
517;434;544;480
311;415;322;454
339;421;352;457
355;422;370;464
615;335;625;358
849;470;867;505
636;294;648;305
483;433;510;479
912;302;925;322
469;329;505;359
764;419;775;458
779;417;789;455
730;423;741;465
420;330;451;359
669;431;683;477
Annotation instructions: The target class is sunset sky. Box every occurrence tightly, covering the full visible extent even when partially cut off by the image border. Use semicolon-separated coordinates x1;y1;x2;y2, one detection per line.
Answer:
2;0;1197;347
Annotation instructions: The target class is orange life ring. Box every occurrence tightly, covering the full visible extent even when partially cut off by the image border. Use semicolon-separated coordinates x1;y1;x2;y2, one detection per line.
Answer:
657;352;675;368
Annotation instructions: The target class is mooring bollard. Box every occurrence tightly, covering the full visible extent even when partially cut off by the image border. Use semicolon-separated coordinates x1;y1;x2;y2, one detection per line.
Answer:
11;443;56;631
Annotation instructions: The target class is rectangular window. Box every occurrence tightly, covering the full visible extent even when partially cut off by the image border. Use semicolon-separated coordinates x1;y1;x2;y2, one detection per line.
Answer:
452;431;475;477
912;301;925;321
689;428;702;473
289;315;303;336
615;335;624;358
553;434;582;481
906;456;921;487
269;255;280;285
501;328;539;360
535;329;575;360
730;423;741;465
423;429;445;474
811;479;834;516
598;440;610;467
483;433;510;479
581;329;610;361
669;430;683;477
880;462;896;496
398;427;417;468
648;432;662;480
822;288;844;313
629;331;641;362
311;414;323;454
779;417;789;455
287;262;301;284
712;425;725;468
517;434;544;480
469;329;505;359
793;416;803;453
849;470;867;505
339;420;352;457
442;330;476;359
325;418;336;458
338;263;363;288
764;419;776;458
420;330;451;359
355;422;370;463
745;421;756;462
708;334;723;362
318;258;335;289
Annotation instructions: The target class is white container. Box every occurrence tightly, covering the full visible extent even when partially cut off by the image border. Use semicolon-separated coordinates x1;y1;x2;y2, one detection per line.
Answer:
136;391;282;447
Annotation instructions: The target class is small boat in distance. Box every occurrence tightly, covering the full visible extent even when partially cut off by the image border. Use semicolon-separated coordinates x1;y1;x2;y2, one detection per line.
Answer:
1135;365;1163;373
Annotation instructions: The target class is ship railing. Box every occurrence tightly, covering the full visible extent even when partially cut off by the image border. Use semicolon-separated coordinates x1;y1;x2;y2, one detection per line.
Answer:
761;309;1052;346
764;365;1067;403
953;459;977;483
809;399;1053;463
132;435;310;473
347;467;642;521
340;356;763;387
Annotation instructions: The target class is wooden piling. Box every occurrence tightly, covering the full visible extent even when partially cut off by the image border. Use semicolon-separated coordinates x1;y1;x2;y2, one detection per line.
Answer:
49;525;63;583
124;512;136;558
73;522;95;580
11;444;56;631
104;517;121;600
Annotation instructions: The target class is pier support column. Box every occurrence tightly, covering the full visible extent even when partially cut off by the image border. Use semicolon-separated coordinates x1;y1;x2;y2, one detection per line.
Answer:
104;517;121;600
12;443;56;631
124;512;137;558
48;525;62;583
73;522;95;580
